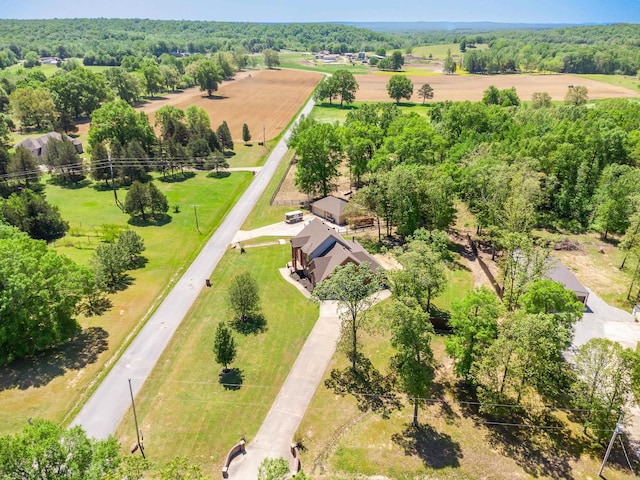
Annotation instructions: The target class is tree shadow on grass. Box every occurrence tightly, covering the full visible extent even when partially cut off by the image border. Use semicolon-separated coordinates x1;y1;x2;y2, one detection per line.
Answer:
46;177;92;190
391;423;463;469
0;327;109;391
127;215;172;227
219;368;244;391
207;171;231;179
325;353;401;419
158;171;196;183
230;314;267;335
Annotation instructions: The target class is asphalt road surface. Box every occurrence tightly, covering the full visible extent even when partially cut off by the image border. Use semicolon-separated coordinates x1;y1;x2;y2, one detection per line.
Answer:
71;95;317;439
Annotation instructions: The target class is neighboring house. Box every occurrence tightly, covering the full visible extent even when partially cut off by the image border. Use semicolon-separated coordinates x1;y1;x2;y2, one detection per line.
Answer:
15;132;83;162
290;218;382;288
311;196;348;226
546;257;590;305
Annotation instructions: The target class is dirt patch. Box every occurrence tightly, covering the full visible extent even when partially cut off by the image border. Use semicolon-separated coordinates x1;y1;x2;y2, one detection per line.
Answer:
354;73;640;103
79;69;322;143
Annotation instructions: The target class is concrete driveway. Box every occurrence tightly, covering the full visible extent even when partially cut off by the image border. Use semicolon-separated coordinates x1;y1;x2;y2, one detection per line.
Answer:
572;288;640;350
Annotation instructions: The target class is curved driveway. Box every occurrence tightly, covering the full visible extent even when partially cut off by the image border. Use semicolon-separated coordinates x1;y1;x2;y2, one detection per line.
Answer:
71;95;317;439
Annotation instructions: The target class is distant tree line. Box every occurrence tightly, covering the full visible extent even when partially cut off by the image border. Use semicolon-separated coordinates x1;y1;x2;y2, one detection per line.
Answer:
0;19;398;68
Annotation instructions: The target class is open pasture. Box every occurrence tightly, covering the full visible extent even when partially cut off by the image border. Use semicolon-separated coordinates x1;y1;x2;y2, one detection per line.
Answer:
354;73;640;103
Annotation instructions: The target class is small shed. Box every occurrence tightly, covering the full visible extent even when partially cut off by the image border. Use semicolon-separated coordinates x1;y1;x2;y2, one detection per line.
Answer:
546;258;590;305
311;196;348;226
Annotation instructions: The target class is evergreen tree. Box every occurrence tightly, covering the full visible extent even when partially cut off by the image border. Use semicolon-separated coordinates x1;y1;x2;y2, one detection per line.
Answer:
213;322;237;371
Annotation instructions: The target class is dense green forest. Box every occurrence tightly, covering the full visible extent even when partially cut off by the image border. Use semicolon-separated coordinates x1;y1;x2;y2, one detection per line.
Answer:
0;19;397;66
404;24;640;75
0;19;639;75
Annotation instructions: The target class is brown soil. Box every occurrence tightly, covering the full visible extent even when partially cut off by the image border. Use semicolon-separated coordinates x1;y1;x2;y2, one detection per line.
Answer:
354;73;640;103
78;69;322;142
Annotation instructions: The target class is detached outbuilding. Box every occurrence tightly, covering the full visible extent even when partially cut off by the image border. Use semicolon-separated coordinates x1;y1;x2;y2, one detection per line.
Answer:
311;196;348;226
546;258;590;305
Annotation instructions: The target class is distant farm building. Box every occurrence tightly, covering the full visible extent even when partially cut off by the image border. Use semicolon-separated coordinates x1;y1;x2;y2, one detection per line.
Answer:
290;218;382;289
15;132;83;163
311;196;348;226
39;56;60;65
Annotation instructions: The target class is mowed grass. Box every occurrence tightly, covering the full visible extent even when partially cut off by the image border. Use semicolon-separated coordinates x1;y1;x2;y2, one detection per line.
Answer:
242;148;298;230
0;171;253;434
413;43;488;61
226;142;273;168
309;102;433;125
115;243;319;472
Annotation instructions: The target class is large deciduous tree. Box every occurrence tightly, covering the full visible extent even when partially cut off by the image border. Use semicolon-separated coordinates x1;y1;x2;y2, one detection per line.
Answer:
194;59;223;97
386;75;413;104
263;49;280;69
9;86;57;130
332;70;359;107
46;67;109;119
388;299;435;427
104;67;143;105
0;419;121;479
312;262;384;372
227;271;261;323
391;239;447;313
573;338;635;439
1;189;69;242
89;100;155;151
289;120;343;198
565;85;588;106
446;287;502;381
0;225;91;364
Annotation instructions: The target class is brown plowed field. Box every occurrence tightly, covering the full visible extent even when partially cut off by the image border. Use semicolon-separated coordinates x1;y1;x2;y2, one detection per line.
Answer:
79;69;322;142
354;73;640;102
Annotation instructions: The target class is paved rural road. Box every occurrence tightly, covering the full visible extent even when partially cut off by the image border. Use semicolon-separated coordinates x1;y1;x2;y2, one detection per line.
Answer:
71;95;318;440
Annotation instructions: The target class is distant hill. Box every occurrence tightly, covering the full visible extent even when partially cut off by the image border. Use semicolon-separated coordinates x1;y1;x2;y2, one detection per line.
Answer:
341;21;584;33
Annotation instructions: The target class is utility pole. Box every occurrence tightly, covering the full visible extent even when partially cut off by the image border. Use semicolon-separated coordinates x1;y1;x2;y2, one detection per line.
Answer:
263;124;266;147
108;152;123;210
128;378;145;459
598;412;624;477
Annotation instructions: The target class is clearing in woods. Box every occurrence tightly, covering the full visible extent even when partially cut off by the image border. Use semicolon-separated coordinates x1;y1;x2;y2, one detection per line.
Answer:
77;69;323;142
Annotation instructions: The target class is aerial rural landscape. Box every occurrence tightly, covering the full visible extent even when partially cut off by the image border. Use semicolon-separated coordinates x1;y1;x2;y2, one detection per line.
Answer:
1;1;640;479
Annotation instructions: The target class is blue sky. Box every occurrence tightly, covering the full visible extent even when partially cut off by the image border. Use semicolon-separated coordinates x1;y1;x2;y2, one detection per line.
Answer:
2;0;639;24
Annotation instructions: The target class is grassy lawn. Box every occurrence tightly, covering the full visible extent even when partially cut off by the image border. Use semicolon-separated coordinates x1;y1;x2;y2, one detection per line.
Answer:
310;102;432;125
226;141;273;168
281;60;371;75
413;43;488;61
242;148;299;230
115;243;319;472
296;327;634;480
0;171;253;434
577;74;640;92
